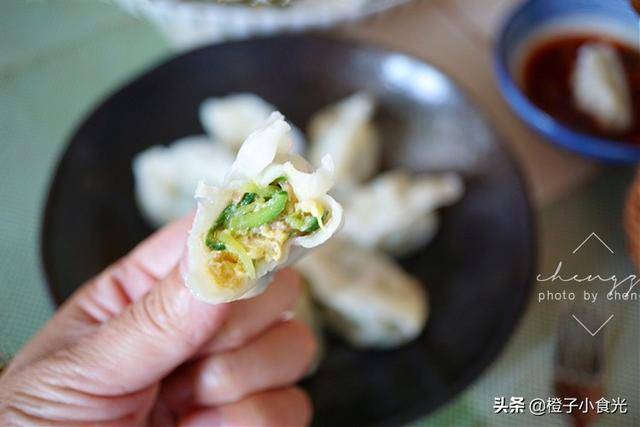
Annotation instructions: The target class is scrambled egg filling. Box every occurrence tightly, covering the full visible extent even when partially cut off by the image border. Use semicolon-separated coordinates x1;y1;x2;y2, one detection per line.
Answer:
237;223;290;262
205;178;326;288
207;252;245;290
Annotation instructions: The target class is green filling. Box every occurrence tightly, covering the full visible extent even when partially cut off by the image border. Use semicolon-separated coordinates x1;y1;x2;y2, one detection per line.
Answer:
205;237;226;251
205;178;324;278
301;216;320;233
214;204;235;229
285;213;320;234
239;192;256;206
228;190;288;231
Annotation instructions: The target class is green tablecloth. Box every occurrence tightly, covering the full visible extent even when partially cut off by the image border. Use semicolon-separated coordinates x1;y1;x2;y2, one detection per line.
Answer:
1;2;637;425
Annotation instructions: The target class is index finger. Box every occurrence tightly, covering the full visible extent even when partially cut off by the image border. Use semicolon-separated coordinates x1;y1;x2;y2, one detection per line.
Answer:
8;214;194;373
74;214;194;321
129;213;194;281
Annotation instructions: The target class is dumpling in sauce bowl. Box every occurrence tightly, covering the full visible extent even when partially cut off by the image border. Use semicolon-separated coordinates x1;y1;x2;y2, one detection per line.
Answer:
571;42;633;133
297;239;428;349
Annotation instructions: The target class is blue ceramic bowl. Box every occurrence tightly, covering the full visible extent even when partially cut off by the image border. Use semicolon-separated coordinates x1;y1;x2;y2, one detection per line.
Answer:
495;0;640;163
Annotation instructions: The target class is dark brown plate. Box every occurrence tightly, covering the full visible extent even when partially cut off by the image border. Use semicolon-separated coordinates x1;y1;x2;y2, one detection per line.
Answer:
41;35;535;427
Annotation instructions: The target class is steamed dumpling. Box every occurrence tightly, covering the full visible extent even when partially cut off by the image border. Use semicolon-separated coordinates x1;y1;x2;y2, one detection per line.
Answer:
341;170;463;255
572;42;632;132
133;136;235;227
308;93;380;192
199;93;305;154
297;239;428;348
381;212;439;256
186;112;343;304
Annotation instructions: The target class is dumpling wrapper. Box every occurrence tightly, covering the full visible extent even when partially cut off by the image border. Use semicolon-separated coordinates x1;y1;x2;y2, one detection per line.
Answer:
297;239;428;349
199;93;306;154
571;42;632;133
186;112;343;304
308;92;380;193
341;170;463;255
132;136;235;227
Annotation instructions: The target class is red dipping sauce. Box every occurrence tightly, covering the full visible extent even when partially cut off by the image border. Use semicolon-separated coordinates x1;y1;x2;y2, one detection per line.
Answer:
521;34;640;144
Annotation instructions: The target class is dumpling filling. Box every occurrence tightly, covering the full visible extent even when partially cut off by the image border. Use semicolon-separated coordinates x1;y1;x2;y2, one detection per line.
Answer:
203;177;327;289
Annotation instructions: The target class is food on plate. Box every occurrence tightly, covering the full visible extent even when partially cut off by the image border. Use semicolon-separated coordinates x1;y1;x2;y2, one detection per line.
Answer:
522;34;640;142
341;171;463;255
199;93;305;153
133;136;235;227
308;92;380;192
132;90;465;353
572;42;632;133
186;112;343;304
297;239;428;348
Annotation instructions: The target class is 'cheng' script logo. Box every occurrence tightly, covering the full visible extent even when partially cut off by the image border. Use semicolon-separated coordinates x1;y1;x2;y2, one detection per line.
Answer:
535;233;638;335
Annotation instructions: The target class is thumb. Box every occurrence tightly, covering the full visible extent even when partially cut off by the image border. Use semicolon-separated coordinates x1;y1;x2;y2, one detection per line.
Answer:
62;266;230;395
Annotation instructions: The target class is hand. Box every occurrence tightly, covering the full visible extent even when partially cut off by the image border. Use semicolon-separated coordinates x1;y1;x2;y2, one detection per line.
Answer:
0;216;316;426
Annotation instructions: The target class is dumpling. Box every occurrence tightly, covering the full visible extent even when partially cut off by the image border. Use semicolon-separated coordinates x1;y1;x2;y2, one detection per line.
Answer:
199;93;306;154
133;136;235;227
340;170;463;255
200;93;273;150
308;93;380;192
186;112;343;304
381;212;439;256
297;239;428;349
572;42;632;132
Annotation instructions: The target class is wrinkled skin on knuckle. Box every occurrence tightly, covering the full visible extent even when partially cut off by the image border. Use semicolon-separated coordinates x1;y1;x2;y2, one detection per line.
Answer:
0;359;158;426
0;364;75;424
133;284;204;352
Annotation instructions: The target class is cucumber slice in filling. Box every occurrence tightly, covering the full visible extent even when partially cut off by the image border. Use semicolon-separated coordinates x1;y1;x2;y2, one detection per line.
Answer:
228;190;288;231
204;179;324;283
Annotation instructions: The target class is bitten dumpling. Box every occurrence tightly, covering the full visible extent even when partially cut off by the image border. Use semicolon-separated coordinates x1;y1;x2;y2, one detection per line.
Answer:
308;93;380;193
133;136;235;227
199;93;305;154
186;112;343;304
297;239;428;349
572;42;632;133
341;170;463;255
